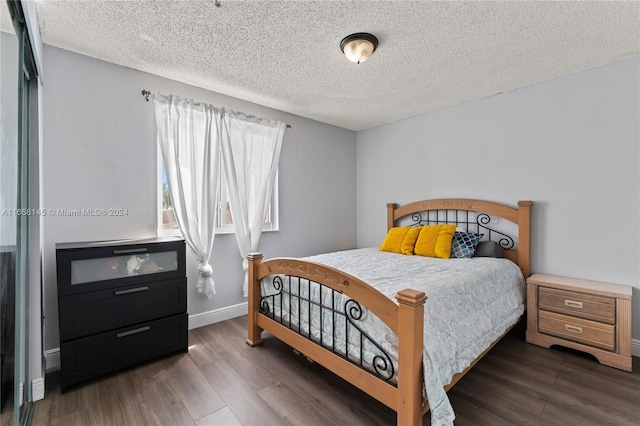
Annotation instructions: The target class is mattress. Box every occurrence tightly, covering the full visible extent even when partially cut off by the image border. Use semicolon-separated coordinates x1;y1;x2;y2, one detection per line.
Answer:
260;247;526;425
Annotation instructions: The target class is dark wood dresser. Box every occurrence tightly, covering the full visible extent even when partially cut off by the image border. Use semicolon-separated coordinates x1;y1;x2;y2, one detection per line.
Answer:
56;237;188;393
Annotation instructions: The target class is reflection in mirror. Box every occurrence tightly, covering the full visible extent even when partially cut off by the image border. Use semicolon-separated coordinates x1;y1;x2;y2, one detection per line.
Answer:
1;1;19;424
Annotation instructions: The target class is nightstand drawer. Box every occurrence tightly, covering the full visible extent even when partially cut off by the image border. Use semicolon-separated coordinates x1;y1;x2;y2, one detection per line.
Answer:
539;287;615;324
538;310;614;351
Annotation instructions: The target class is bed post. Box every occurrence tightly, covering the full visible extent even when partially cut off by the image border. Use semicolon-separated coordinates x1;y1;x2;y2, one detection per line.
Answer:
246;253;264;347
387;203;397;231
395;289;428;426
517;201;533;278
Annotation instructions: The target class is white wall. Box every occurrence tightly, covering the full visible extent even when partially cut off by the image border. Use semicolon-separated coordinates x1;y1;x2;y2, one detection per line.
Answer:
357;57;640;340
42;45;357;353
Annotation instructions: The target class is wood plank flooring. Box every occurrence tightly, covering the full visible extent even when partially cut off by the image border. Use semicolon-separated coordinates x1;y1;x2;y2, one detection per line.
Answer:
0;394;14;426
33;316;640;425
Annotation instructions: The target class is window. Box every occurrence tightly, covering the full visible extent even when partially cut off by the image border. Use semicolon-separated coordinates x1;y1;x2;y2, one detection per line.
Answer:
159;162;179;233
158;156;279;235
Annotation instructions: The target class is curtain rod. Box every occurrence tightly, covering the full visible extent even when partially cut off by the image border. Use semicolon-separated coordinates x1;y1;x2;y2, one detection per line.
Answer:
141;89;291;129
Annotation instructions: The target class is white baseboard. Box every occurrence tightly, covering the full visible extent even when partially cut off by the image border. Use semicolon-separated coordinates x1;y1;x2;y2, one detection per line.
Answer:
188;302;248;330
44;302;248;371
15;379;45;402
32;377;45;401
45;347;61;372
42;310;637;379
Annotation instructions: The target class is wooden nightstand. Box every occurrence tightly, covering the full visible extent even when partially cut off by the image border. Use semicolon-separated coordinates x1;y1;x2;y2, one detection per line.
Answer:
526;273;632;372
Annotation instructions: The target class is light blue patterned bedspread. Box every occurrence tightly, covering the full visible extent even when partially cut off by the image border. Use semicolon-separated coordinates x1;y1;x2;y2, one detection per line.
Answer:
260;248;525;425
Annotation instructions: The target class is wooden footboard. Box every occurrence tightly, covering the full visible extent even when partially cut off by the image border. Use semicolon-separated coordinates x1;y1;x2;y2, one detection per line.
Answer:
246;254;428;425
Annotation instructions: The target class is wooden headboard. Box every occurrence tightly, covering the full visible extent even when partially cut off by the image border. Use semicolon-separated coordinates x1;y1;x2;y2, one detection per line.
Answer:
386;199;532;278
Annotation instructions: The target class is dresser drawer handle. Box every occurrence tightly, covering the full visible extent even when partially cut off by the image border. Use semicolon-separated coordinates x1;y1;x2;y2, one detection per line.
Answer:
564;324;583;334
117;326;150;338
114;286;149;296
113;248;148;255
564;300;583;309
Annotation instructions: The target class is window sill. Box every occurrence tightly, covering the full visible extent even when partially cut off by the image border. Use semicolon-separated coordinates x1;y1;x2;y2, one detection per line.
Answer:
157;226;279;237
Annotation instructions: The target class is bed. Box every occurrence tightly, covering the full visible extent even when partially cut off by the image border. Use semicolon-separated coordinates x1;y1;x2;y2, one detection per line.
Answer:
246;198;532;425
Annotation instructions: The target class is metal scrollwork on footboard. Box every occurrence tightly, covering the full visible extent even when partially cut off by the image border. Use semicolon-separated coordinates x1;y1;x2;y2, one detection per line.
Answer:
260;276;283;317
260;275;396;386
344;299;394;381
411;210;515;249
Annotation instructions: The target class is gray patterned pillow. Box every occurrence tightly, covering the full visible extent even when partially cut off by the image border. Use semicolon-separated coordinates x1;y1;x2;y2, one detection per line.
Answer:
473;241;504;258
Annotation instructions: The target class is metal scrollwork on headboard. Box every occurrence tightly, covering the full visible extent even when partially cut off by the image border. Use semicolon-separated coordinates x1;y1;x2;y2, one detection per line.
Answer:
476;213;514;250
411;210;515;250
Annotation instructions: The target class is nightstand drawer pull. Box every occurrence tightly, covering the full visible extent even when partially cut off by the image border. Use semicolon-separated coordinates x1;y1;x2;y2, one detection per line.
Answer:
117;326;150;338
564;324;583;334
564;300;583;309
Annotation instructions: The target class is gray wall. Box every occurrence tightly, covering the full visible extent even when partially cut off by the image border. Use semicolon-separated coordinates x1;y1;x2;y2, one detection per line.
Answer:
1;30;18;247
42;45;357;352
357;57;640;340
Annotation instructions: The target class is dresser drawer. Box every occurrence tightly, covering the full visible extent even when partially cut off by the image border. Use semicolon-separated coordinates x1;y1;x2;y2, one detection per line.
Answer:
59;278;186;341
59;313;188;392
538;287;615;324
56;238;186;296
538;310;614;351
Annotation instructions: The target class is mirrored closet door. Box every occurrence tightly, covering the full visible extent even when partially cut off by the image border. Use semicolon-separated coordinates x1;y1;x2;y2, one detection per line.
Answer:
1;1;39;425
1;4;20;423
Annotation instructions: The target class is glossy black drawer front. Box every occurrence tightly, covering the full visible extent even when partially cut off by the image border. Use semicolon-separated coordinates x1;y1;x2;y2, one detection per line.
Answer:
56;238;186;296
59;313;188;392
58;278;187;341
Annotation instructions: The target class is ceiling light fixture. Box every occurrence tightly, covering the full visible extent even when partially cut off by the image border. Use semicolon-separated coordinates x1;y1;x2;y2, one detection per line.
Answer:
340;33;378;64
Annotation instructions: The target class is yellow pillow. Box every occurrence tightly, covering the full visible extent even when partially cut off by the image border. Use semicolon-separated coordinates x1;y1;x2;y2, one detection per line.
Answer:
414;224;457;259
379;227;421;255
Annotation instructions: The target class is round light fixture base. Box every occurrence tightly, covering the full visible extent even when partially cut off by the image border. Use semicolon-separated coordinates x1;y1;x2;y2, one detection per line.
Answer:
340;33;379;64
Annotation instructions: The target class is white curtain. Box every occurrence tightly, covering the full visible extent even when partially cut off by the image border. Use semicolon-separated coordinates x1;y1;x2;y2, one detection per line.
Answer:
153;94;221;299
221;111;285;296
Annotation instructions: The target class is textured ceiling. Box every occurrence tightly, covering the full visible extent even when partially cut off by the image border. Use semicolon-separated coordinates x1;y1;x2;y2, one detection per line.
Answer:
30;1;640;130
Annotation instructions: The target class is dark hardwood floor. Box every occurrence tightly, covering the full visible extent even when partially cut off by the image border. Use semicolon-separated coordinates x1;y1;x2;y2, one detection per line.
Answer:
33;316;640;425
1;394;14;426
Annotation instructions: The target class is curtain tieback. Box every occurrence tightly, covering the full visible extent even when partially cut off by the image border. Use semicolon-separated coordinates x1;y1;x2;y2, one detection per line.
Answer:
198;263;213;277
242;258;249;271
